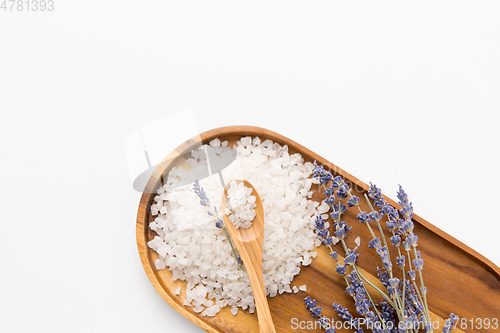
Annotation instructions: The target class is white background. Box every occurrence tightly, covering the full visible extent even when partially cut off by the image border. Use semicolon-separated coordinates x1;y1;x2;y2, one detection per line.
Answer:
1;1;499;332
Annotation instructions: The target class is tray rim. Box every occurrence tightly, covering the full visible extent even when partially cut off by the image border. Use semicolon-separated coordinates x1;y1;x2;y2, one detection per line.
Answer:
136;125;500;332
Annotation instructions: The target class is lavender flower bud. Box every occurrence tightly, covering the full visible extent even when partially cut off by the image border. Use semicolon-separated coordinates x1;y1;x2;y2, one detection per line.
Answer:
315;216;325;230
376;246;389;260
310;306;322;317
313;161;333;185
377;267;389;288
323;187;335;196
390;208;400;220
368;238;381;250
304;296;316;309
396;255;405;268
412;259;424;271
344;249;359;266
443;313;459;333
322;237;333;246
385;219;397;231
333;203;347;214
336;187;348;201
330;251;338;260
407;270;416;281
318;316;330;328
400;206;413;220
388;277;400;288
390;235;401;247
193;179;210;206
347;195;360;207
368;182;382;200
334;228;346;240
336;264;347;276
357;212;369;223
381;203;393;215
325;196;336;205
387;286;397;298
331;176;343;188
401;220;414;234
356;300;370;316
345;285;355;296
406;233;418;248
215;219;224;229
367;211;382;223
318;229;329;238
333;303;353;321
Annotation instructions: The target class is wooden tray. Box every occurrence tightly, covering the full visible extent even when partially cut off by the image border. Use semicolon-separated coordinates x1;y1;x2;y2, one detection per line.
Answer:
137;126;500;333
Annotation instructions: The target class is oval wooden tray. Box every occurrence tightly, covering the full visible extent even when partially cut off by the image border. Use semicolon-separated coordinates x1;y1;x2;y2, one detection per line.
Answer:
137;126;500;333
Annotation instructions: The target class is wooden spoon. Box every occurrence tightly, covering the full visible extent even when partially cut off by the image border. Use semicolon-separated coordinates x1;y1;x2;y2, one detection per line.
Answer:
221;179;277;333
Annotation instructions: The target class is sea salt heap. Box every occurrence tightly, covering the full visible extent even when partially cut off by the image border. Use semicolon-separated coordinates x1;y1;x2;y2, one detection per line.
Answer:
148;136;322;317
225;180;256;229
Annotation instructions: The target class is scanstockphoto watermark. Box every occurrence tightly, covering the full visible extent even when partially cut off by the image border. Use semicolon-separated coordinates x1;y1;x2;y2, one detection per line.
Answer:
1;0;54;11
290;317;499;331
324;162;402;195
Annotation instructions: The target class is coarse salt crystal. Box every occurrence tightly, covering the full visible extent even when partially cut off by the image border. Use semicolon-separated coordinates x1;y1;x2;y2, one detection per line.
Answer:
226;180;256;229
209;138;221;147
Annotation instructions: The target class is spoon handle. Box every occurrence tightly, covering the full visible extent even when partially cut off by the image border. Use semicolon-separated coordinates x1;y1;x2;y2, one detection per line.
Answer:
239;249;276;333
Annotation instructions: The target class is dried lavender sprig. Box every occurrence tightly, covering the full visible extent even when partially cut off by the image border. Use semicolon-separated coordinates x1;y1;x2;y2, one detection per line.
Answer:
332;244;395;331
356;186;404;320
387;223;407;317
358;200;407;321
363;187;408;320
365;183;436;328
332;303;363;332
403;282;428;332
193;179;243;268
403;251;429;330
407;266;428;327
398;185;431;326
327;184;390;329
333;300;380;333
312;167;390;331
364;191;394;277
304;297;336;333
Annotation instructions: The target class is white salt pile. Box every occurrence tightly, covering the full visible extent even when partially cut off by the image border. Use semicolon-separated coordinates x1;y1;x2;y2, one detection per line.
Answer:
148;136;322;317
225;180;256;229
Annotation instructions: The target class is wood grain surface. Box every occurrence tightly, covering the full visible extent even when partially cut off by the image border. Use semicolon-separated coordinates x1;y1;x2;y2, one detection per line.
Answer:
136;126;500;333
